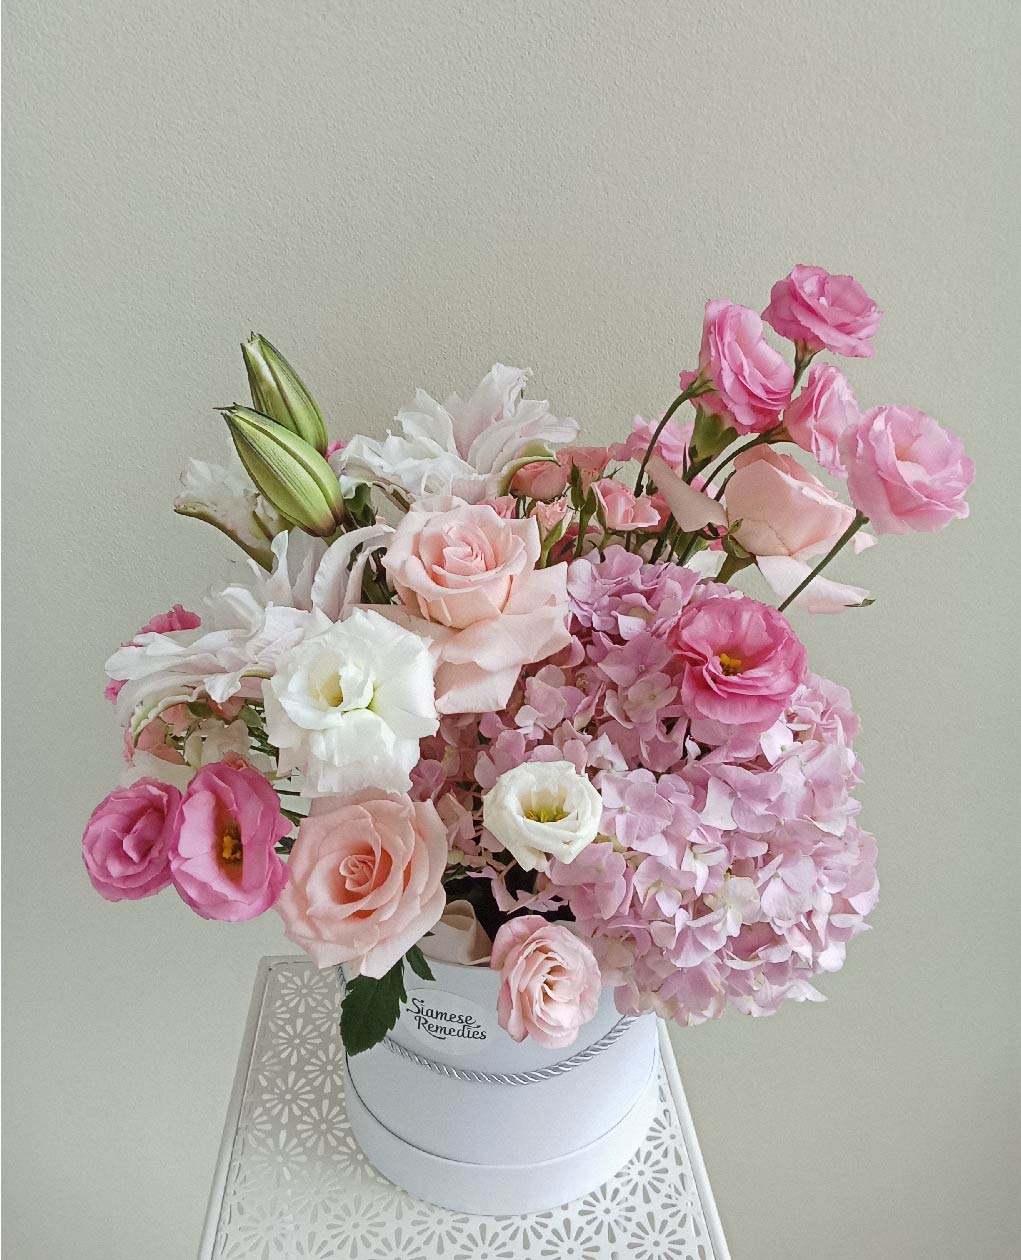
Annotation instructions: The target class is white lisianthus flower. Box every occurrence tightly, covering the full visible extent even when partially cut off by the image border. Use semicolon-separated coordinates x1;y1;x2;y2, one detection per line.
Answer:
333;364;579;504
482;761;602;873
263;609;438;796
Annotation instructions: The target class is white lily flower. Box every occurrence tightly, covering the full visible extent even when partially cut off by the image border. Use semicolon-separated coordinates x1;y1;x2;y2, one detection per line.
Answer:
333;364;579;504
174;459;287;568
482;760;602;873
262;608;438;796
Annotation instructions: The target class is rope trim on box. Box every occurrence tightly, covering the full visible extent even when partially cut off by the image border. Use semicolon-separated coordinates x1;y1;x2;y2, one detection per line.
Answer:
335;966;637;1086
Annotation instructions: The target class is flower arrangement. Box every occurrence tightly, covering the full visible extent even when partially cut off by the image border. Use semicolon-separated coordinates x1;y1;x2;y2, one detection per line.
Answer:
85;266;973;1054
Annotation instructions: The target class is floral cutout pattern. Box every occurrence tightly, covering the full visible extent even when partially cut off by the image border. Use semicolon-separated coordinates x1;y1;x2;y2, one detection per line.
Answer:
207;961;725;1260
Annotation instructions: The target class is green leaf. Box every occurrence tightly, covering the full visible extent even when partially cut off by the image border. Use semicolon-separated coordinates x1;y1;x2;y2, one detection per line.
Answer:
339;959;407;1056
406;945;435;982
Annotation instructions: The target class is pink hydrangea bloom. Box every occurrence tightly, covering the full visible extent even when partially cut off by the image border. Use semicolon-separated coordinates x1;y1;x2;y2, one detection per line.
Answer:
412;548;876;1026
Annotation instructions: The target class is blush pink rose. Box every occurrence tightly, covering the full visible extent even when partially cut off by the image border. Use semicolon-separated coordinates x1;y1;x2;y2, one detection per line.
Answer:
381;499;570;713
763;264;882;359
592;479;661;532
104;604;201;702
669;594;807;733
842;405;973;534
782;363;859;476
724;447;863;561
512;446;610;500
491;915;601;1048
82;778;180;901
695;301;794;435
277;793;447;977
170;759;289;922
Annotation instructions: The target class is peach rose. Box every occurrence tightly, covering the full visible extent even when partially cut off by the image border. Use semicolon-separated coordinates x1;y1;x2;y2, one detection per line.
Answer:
277;793;448;977
381;498;571;714
725;447;866;561
490;916;601;1048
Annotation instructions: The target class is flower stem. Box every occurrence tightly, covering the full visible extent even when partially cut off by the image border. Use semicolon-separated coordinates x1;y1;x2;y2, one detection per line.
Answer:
777;511;868;612
701;426;782;492
634;377;707;498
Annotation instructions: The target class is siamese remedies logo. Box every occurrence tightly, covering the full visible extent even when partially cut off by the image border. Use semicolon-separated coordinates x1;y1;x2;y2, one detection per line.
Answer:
408;993;488;1045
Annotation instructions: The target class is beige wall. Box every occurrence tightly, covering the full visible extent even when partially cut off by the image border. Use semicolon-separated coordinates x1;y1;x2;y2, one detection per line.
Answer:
4;2;1018;1256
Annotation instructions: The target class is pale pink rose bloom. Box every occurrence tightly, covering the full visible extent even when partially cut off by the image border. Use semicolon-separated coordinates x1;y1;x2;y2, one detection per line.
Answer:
170;759;289;922
696;301;794;434
724;447;865;561
490;915;601;1048
512;459;569;500
512;446;610;500
479;495;518;518
381;499;570;713
592;479;661;531
531;498;569;536
82;778;181;901
763;264;882;359
104;604;201;702
669;594;807;733
842;405;973;534
277;793;447;977
782;364;859;476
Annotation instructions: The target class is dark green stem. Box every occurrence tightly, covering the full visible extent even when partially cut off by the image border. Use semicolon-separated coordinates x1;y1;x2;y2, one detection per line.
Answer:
777;512;868;612
700;426;782;492
634;377;707;498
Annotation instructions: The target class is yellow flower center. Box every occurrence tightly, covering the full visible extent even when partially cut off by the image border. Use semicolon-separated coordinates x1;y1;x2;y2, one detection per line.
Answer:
524;804;569;823
718;652;743;676
522;788;570;824
321;676;345;708
221;822;243;864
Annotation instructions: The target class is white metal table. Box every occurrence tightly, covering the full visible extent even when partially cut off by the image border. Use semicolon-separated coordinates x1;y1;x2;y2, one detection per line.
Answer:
198;957;730;1260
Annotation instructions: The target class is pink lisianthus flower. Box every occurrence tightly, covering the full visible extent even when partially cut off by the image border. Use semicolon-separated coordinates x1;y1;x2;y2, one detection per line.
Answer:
669;594;808;733
592;479;661;532
609;414;694;470
104;604;201;702
841;405;973;534
763;264;882;359
82;778;181;901
381;498;570;713
276;792;447;977
782;363;859;476
695;301;794;434
490;915;601;1048
170;759;289;922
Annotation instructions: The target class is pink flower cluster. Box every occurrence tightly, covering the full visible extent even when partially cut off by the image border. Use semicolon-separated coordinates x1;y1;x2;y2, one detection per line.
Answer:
414;548;878;1024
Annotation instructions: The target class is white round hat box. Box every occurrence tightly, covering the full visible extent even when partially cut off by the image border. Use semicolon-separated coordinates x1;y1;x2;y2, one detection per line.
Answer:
342;957;660;1215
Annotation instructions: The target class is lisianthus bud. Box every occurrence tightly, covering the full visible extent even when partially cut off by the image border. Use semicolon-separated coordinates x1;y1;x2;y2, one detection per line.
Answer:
223;406;345;537
242;334;329;455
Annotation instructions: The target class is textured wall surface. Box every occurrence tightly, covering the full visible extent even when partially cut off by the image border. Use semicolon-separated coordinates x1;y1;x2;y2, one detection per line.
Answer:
3;3;1018;1257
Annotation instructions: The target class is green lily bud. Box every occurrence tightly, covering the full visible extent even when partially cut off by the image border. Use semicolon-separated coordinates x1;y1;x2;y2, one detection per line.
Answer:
241;333;329;455
223;406;345;537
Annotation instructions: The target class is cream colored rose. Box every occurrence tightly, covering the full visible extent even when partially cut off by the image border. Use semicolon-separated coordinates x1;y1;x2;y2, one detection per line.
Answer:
482;761;602;873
